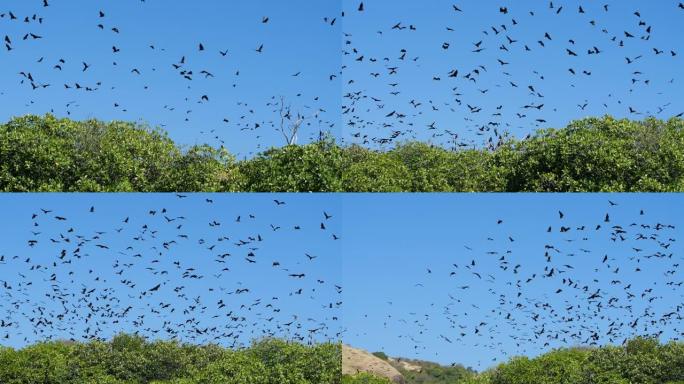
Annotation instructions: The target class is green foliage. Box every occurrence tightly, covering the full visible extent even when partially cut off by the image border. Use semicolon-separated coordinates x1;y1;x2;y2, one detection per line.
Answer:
0;114;232;192
240;338;341;384
340;145;413;192
487;337;684;384
458;372;494;384
238;140;344;192
342;372;393;384
0;334;341;384
350;338;683;384
491;349;588;384
1;114;683;191
372;351;389;361
197;350;268;384
387;143;508;192
502;116;684;191
1;336;681;383
393;359;477;384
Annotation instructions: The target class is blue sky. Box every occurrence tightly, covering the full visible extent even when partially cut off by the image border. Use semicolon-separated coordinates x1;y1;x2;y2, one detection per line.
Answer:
0;194;342;347
341;194;683;369
342;1;683;148
0;0;341;158
2;1;682;155
0;193;682;368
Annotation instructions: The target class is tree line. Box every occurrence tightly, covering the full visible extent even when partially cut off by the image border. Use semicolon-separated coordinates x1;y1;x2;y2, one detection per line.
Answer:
2;334;681;383
345;337;684;384
0;334;340;384
1;114;683;192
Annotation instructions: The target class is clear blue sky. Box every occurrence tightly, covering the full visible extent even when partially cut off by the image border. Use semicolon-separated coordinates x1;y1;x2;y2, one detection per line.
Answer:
0;194;342;347
342;1;683;148
341;194;683;370
0;0;341;158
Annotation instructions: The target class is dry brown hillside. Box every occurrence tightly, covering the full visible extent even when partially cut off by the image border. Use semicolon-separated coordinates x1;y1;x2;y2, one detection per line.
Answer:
342;345;405;383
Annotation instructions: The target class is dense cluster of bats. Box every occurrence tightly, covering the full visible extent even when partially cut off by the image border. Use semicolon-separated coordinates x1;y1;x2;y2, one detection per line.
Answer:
349;200;681;367
0;196;342;347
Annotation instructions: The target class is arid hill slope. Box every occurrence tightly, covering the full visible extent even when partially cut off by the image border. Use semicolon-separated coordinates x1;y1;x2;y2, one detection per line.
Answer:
342;345;405;383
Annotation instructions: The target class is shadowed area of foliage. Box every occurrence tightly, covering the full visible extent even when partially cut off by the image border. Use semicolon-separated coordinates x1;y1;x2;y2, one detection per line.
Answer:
344;337;684;384
1;114;682;192
0;334;341;384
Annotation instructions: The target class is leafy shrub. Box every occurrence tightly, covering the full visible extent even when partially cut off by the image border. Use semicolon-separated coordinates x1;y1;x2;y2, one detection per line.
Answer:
0;334;340;384
340;145;413;192
342;372;393;383
395;358;477;384
372;351;389;361
488;337;684;384
502;116;684;191
0;114;231;192
238;139;344;191
1;114;683;191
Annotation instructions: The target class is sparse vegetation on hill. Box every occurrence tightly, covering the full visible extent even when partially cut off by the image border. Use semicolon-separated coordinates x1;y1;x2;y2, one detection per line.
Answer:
0;334;341;384
343;372;398;384
344;337;684;384
1;114;683;192
388;358;475;384
342;345;404;383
